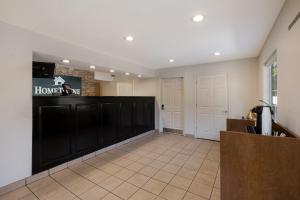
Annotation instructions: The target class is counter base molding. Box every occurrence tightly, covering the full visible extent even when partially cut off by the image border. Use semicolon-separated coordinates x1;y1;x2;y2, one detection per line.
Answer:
0;130;156;196
33;96;155;174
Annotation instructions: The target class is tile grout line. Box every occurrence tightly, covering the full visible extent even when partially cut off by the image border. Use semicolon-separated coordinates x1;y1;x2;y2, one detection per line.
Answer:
96;134;218;199
183;142;217;200
25;185;41;200
180;141;207;200
207;145;220;200
70;157;156;200
144;136;201;199
207;144;220;200
67;138;169;199
113;133;189;199
48;175;88;199
68;158;140;199
98;135;217;199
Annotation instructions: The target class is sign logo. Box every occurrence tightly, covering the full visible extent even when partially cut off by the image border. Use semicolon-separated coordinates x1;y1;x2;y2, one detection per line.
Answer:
32;75;82;96
53;76;66;86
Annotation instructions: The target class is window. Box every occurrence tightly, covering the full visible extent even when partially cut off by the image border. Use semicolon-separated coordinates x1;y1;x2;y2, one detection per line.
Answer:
270;61;278;105
265;51;278;120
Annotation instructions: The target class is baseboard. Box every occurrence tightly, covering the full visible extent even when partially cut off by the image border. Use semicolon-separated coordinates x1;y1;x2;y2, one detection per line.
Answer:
183;133;195;138
163;128;183;134
0;179;25;197
0;130;156;196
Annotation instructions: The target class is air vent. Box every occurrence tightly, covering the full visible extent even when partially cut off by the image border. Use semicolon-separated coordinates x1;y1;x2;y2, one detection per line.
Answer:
288;11;300;31
94;71;113;81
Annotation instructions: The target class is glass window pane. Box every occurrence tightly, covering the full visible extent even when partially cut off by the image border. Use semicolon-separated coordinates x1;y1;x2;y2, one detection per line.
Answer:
272;90;277;105
271;64;277;91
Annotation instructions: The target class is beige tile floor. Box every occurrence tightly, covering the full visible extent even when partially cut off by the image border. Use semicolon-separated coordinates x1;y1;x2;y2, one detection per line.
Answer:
0;133;220;200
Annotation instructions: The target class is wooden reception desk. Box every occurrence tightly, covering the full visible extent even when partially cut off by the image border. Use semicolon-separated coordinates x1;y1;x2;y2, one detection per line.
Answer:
221;119;300;200
32;96;155;174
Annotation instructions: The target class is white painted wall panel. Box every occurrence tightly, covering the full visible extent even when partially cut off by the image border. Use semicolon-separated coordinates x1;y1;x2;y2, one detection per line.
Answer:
259;0;300;136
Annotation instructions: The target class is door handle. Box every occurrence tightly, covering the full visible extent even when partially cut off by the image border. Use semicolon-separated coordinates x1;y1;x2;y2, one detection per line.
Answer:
161;104;165;110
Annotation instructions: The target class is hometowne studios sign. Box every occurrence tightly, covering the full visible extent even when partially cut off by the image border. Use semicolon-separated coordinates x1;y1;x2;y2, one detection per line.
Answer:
32;76;82;96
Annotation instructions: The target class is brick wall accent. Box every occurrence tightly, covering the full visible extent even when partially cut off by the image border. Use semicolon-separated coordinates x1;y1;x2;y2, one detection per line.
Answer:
55;66;100;96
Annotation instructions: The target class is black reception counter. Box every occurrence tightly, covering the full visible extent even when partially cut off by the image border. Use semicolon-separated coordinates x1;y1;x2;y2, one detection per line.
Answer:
32;96;155;174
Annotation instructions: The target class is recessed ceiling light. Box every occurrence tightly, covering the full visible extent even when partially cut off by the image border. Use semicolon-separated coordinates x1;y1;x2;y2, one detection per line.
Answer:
109;69;115;73
137;74;142;78
193;15;204;22
89;65;95;69
125;36;134;42
169;59;175;63
62;59;70;64
125;72;130;75
214;52;221;56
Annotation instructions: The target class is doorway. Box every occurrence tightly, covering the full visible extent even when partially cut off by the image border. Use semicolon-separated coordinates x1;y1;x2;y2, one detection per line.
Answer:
161;78;183;133
117;81;133;96
195;74;228;141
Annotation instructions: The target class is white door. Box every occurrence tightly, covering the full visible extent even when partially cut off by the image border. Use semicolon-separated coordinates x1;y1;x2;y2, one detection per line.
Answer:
117;81;133;96
196;74;228;140
162;78;183;130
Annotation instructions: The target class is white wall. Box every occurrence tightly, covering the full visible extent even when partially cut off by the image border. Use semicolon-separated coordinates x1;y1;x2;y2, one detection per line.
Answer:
100;81;117;96
259;0;300;136
158;58;259;135
0;22;32;187
100;76;134;96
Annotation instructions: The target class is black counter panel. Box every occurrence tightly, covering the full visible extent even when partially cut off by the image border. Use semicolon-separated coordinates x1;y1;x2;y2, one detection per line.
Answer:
100;102;119;147
118;102;133;141
39;105;73;166
33;96;155;174
74;104;99;154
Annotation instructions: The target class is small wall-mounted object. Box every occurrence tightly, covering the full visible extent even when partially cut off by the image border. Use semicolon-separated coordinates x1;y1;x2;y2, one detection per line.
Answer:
288;11;300;31
94;71;113;81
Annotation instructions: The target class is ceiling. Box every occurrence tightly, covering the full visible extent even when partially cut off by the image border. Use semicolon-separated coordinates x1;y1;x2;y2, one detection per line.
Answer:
33;52;146;79
0;0;285;70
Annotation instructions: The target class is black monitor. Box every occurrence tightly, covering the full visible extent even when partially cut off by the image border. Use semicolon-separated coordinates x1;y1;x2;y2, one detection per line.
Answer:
32;61;55;78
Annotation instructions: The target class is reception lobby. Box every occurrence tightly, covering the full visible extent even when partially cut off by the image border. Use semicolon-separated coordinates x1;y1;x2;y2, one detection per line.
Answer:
0;0;300;200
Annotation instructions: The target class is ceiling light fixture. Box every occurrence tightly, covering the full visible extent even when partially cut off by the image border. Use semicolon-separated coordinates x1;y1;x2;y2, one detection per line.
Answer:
125;72;130;75
62;59;70;64
125;36;134;42
169;59;175;63
137;74;142;78
214;52;221;56
89;65;95;69
109;69;115;73
193;15;204;22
